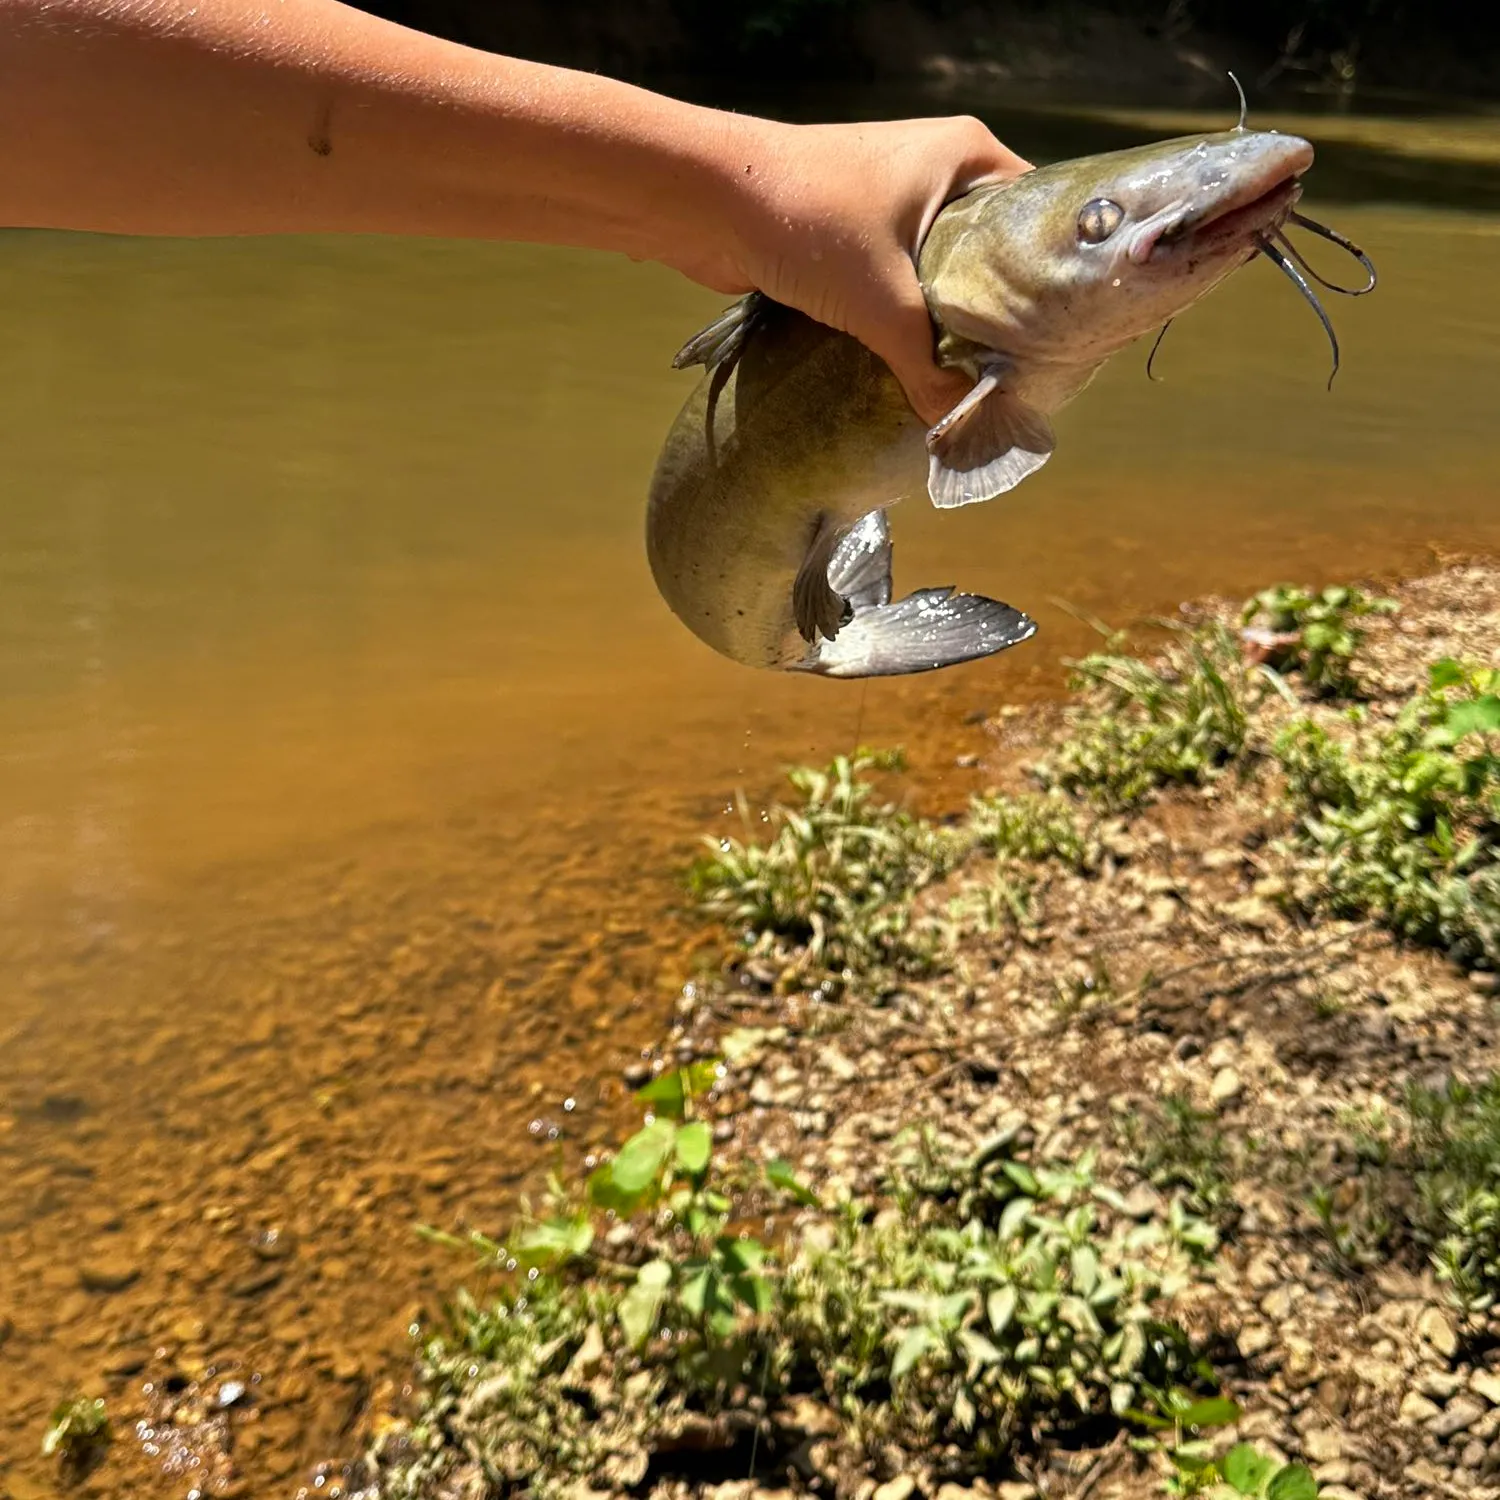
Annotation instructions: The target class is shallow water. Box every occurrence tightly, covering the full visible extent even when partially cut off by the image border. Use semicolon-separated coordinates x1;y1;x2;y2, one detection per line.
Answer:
1;93;1498;1494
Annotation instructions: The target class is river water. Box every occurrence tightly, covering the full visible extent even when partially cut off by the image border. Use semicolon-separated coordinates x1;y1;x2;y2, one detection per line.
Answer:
1;89;1498;1495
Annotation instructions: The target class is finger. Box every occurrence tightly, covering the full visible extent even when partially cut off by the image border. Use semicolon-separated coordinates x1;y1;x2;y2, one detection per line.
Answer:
846;268;970;427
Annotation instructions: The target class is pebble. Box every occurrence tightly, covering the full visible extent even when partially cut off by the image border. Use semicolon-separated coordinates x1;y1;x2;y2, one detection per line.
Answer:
1238;1323;1276;1359
77;1254;141;1293
1433;1394;1488;1437
873;1478;916;1500
1261;1286;1295;1321
1303;1427;1343;1462
1472;1370;1500;1405
1210;1067;1244;1107
1420;1371;1467;1400
1401;1391;1442;1425
1419;1306;1461;1360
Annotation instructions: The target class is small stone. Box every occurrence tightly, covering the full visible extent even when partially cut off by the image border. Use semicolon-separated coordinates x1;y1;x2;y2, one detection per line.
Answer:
749;1078;776;1107
1401;1391;1442;1425
1419;1370;1466;1399
819;1047;859;1083
1472;1370;1500;1405
78;1255;140;1293
1470;972;1500;996
1462;1440;1488;1470
995;1486;1037;1500
1261;1286;1295;1321
1419;1306;1461;1360
1238;1323;1276;1359
217;1380;249;1409
1246;1253;1281;1291
873;1478;916;1500
1303;1427;1342;1463
1433;1394;1487;1437
1120;1183;1162;1219
1210;1067;1244;1107
251;1227;296;1261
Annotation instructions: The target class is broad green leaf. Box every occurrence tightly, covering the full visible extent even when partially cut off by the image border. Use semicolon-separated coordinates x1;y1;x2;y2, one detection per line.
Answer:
1222;1444;1278;1496
957;1328;1003;1369
514;1214;594;1268
634;1070;686;1120
765;1158;823;1207
1003;1162;1041;1195
610;1119;677;1195
1430;658;1467;689
998;1196;1034;1240
987;1285;1017;1334
717;1235;768;1274
1266;1464;1318;1500
674;1120;712;1175
1070;1244;1100;1297
677;1262;714;1318
728;1271;775;1315
1176;1396;1241;1431
891;1324;935;1380
617;1259;672;1348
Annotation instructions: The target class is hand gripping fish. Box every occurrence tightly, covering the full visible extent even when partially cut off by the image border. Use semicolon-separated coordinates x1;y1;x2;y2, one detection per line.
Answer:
646;126;1374;679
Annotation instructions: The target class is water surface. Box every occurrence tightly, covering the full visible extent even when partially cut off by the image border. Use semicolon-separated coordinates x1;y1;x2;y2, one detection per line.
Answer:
1;96;1498;1495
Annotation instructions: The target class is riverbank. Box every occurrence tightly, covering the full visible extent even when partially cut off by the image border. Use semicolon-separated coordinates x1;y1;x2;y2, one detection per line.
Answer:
346;557;1500;1500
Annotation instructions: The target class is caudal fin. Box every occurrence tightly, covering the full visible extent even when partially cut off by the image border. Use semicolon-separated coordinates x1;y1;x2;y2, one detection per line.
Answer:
797;587;1036;679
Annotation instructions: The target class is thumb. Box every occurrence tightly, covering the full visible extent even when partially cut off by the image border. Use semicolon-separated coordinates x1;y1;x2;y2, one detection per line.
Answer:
847;268;969;428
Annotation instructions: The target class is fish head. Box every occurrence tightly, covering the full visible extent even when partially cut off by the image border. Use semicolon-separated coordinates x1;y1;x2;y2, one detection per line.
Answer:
922;129;1315;369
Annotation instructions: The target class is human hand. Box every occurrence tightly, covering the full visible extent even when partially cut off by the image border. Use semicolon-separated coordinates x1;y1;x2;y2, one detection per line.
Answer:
669;115;1032;426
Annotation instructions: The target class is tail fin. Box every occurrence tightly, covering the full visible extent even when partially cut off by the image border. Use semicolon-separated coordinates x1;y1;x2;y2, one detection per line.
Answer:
797;587;1036;679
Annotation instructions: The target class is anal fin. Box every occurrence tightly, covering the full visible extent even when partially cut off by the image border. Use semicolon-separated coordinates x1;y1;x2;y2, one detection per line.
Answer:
792;512;853;645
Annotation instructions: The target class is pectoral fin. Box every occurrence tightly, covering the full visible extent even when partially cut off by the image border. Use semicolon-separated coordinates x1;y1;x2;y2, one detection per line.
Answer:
825;510;893;611
792;512;854;645
925;366;1055;509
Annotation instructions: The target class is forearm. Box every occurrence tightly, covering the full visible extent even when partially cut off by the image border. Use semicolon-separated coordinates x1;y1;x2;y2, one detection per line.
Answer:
0;0;757;269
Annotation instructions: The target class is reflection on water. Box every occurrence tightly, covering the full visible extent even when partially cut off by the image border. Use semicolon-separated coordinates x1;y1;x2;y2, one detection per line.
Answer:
1;98;1498;1495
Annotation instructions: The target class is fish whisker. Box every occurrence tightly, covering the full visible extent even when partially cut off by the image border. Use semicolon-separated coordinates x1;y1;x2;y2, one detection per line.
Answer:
1256;231;1341;390
1283;210;1378;294
1145;319;1174;381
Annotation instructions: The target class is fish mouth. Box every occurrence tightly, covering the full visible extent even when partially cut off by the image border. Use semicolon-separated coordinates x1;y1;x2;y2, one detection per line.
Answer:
1132;144;1313;264
1187;174;1306;246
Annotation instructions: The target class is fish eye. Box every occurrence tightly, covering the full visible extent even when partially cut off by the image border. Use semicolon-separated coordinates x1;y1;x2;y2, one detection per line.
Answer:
1077;198;1125;245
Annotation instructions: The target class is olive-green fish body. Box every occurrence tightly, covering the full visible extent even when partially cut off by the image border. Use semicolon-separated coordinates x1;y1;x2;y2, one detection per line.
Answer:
648;128;1317;678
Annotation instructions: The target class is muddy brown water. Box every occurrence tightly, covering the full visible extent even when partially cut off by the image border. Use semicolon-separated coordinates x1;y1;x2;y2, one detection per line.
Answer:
2;90;1499;1496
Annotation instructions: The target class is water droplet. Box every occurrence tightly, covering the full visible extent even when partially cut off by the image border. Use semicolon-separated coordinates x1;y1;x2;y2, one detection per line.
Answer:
563;1097;576;1112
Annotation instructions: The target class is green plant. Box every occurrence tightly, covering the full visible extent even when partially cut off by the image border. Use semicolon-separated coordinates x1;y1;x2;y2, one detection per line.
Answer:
1277;659;1500;964
1119;1094;1235;1217
1036;624;1251;810
1149;1425;1320;1499
781;1143;1216;1463
688;749;961;989
1240;582;1396;696
967;789;1098;871
41;1395;110;1470
1409;1074;1500;1309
